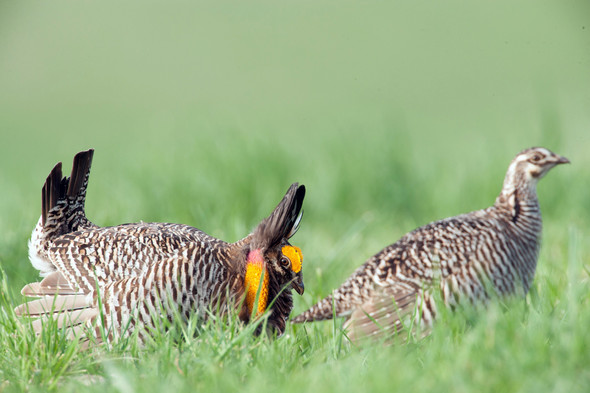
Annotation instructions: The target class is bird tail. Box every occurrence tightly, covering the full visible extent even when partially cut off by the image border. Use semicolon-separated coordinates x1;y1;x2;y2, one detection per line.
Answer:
291;266;374;323
28;149;96;277
290;294;338;323
40;149;96;237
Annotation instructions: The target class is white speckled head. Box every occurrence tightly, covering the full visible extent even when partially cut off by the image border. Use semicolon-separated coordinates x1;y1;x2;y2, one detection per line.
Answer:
496;147;569;211
502;147;569;191
511;147;570;180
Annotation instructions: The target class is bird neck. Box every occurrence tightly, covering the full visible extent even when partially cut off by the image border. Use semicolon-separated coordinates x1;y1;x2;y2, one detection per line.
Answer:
244;249;269;317
495;163;539;220
233;233;254;249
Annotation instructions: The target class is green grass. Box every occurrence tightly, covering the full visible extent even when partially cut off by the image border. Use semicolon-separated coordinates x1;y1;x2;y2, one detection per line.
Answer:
1;1;590;392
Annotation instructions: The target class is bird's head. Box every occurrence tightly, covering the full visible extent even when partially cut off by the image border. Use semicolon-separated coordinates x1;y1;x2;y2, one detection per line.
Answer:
265;242;304;295
495;147;569;217
244;183;306;318
506;147;569;186
516;147;570;179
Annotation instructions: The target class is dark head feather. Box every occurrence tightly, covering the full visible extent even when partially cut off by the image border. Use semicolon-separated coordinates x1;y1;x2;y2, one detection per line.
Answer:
251;183;305;251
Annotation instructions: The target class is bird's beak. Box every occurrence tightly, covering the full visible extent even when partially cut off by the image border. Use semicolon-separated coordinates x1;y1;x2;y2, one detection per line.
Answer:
554;154;570;165
291;272;304;295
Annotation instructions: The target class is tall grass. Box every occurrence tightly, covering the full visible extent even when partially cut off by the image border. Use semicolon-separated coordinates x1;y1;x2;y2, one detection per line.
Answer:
1;1;589;392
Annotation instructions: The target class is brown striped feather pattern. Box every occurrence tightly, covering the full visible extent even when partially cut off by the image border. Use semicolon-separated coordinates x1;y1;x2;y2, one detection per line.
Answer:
16;150;306;344
291;147;569;343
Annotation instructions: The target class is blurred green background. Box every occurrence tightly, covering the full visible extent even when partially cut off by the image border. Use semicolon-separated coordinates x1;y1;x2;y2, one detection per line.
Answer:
1;2;590;391
1;0;589;307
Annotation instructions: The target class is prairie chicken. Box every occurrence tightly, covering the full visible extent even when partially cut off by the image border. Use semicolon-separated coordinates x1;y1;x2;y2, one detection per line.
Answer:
292;147;569;342
15;149;306;344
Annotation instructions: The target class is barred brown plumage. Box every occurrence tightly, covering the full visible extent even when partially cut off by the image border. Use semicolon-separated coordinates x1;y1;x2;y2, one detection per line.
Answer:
291;147;569;342
15;150;306;344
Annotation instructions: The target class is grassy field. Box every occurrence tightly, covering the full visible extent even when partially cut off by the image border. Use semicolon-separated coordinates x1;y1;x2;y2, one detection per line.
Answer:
1;1;589;392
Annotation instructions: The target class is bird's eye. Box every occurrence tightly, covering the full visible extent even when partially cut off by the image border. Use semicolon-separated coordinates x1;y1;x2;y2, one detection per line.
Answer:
531;154;542;162
280;256;290;268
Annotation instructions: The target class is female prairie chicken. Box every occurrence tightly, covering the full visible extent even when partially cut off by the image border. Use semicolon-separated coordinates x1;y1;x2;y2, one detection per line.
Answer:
292;147;569;342
15;150;306;344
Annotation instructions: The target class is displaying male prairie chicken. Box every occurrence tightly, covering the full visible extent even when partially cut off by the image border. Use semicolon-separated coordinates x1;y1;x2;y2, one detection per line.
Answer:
292;147;569;342
15;149;306;344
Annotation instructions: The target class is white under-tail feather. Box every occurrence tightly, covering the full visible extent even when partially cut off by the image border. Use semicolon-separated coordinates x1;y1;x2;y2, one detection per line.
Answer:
28;216;56;277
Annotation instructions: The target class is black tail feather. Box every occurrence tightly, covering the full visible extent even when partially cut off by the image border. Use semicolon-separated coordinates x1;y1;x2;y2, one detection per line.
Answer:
41;149;95;233
67;149;94;199
42;162;64;226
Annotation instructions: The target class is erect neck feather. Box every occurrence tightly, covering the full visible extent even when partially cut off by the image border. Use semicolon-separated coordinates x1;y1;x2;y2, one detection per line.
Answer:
244;249;269;317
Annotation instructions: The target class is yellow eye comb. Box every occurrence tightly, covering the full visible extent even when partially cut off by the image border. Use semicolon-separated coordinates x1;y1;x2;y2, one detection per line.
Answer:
281;245;302;273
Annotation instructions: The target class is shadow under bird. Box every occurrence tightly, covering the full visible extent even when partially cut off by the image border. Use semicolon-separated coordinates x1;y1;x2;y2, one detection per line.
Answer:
291;147;569;342
15;149;306;344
